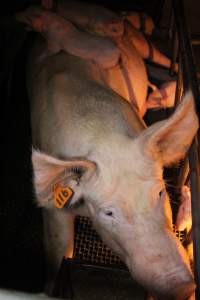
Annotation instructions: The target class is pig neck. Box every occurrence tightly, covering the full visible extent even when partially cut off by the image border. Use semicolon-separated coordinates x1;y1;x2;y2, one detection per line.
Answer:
30;41;146;157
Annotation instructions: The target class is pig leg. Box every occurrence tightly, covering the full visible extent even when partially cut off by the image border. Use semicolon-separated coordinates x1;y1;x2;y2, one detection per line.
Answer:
42;208;74;295
16;7;120;68
125;20;175;69
146;81;176;110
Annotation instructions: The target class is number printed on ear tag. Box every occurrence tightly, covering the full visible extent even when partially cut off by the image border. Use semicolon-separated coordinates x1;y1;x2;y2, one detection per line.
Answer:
53;183;73;209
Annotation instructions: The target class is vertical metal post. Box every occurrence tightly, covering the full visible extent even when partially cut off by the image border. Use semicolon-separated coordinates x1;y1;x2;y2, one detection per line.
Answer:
168;0;174;39
170;30;179;76
174;52;183;106
173;1;200;299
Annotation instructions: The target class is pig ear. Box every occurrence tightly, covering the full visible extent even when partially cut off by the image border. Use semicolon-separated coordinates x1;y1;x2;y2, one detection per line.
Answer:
138;91;199;166
32;149;97;206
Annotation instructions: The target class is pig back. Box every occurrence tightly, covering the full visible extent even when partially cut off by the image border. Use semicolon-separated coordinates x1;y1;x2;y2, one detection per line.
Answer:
27;39;145;158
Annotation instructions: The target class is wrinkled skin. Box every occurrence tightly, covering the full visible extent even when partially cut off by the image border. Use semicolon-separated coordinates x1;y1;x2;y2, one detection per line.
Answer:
28;39;198;298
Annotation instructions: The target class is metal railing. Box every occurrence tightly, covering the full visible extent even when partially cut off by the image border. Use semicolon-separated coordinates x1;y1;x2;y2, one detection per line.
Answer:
171;0;200;298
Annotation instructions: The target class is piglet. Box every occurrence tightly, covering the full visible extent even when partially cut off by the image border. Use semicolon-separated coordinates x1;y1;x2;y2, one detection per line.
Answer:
120;11;155;35
15;6;120;69
125;20;173;69
55;0;124;37
147;81;176;110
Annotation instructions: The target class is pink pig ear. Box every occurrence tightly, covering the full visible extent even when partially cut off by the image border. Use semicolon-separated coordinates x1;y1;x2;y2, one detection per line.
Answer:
32;149;97;205
138;91;199;166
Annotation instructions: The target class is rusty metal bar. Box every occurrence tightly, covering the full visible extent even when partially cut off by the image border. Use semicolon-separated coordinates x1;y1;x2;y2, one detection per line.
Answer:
173;0;200;299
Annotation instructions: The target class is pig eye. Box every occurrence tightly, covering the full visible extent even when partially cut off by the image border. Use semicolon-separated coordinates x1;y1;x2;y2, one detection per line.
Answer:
105;210;114;217
159;189;165;197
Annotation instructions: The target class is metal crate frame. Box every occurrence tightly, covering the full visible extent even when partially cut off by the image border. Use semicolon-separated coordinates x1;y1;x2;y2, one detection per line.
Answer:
170;0;200;299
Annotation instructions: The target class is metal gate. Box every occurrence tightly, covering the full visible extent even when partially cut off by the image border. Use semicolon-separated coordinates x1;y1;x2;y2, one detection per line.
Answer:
171;0;200;298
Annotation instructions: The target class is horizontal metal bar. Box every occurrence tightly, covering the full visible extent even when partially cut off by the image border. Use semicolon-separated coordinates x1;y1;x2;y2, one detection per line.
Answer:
191;34;200;45
192;39;200;46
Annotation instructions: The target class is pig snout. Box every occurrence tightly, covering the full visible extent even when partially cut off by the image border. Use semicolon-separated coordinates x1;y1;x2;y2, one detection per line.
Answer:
149;272;195;299
128;258;195;299
125;231;195;299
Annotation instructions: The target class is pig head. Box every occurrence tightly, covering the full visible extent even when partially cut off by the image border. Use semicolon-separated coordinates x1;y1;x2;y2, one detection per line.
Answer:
28;41;198;298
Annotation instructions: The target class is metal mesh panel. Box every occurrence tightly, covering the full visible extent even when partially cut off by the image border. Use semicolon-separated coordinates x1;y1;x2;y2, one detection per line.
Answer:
73;216;124;266
72;216;185;267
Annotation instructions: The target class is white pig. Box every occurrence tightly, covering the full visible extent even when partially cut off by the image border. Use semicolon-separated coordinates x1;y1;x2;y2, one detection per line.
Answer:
28;39;198;299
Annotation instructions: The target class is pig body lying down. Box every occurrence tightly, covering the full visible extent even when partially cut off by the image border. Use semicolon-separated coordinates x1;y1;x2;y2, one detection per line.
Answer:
28;39;198;299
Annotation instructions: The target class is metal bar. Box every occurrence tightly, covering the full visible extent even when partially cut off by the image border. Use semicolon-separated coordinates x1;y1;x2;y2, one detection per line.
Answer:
170;29;179;76
174;51;183;106
173;1;200;299
192;39;200;46
191;34;200;45
168;0;174;39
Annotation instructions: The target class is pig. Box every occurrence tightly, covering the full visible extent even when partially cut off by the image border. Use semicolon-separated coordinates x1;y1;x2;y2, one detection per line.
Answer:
15;6;149;116
27;36;198;299
41;0;175;71
120;11;155;36
54;0;124;37
176;185;194;271
147;81;177;110
16;5;177;117
15;6;120;69
124;20;174;70
176;185;192;232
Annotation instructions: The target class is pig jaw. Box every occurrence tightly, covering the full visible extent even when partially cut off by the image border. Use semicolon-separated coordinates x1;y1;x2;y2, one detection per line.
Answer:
125;229;195;299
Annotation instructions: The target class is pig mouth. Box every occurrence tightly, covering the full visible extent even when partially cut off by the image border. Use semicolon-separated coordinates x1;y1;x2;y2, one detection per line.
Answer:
125;256;195;299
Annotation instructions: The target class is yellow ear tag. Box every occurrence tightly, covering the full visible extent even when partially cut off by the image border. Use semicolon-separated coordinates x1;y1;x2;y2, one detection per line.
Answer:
53;183;73;209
